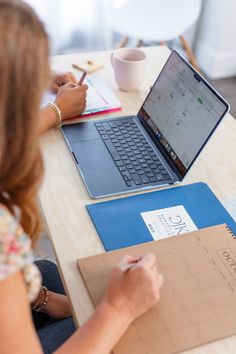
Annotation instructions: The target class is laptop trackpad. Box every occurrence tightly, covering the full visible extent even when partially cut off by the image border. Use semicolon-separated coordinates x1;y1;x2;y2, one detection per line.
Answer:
71;140;124;196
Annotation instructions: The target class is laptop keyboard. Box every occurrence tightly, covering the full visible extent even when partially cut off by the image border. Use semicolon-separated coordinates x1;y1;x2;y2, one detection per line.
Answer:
95;118;171;187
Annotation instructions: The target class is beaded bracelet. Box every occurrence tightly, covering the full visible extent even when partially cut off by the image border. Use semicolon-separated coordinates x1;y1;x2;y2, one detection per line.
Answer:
48;102;62;128
31;286;49;312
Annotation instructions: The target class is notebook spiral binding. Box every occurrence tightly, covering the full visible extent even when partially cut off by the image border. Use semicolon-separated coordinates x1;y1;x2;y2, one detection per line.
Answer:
226;224;236;238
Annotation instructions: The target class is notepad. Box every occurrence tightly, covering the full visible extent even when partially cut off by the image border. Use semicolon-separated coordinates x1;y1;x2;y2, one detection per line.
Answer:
41;74;121;119
78;224;236;354
86;182;236;251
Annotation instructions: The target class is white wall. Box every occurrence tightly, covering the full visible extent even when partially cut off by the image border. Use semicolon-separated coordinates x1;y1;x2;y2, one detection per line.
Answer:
195;0;236;78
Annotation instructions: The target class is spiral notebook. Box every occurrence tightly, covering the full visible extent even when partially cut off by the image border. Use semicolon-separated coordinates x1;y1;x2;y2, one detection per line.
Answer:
78;224;236;354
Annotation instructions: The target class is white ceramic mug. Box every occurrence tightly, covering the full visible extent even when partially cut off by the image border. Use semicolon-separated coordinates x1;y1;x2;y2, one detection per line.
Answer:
111;48;147;91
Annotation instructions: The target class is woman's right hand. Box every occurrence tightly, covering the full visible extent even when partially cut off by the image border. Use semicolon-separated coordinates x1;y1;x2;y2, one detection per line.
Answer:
54;82;88;121
103;254;163;326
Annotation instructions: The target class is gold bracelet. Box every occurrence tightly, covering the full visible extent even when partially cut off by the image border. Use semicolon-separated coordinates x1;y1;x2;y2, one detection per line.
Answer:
48;102;62;128
31;286;50;312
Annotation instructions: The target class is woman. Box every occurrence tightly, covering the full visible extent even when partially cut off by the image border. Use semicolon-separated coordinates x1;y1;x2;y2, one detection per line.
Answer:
0;1;163;353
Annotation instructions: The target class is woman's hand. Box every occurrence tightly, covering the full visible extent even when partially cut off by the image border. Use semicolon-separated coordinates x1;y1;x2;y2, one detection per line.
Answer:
103;254;163;326
51;71;77;93
54;82;88;121
44;291;72;319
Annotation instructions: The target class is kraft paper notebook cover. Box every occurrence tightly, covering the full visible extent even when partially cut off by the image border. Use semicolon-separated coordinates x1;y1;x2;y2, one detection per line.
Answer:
78;224;236;354
86;182;236;251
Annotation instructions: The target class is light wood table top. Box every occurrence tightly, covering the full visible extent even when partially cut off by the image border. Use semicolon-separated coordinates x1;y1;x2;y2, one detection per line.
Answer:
39;46;236;354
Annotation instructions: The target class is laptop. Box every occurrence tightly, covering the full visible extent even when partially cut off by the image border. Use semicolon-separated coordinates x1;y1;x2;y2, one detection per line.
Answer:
62;50;229;198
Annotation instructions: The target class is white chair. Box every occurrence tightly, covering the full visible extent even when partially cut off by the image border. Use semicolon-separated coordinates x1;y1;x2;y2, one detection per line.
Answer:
109;0;202;70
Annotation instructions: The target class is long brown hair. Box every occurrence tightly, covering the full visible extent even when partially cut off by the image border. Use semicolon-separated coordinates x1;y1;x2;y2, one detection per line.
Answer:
0;0;49;243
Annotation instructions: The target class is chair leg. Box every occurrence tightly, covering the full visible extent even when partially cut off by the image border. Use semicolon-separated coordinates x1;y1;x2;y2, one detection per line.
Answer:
179;35;202;74
116;36;129;48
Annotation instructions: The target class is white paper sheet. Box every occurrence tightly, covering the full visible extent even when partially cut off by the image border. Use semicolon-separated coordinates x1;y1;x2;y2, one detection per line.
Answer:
141;205;198;240
41;74;121;115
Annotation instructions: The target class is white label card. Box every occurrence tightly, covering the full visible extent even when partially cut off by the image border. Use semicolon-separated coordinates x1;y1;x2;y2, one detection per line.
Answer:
141;205;198;240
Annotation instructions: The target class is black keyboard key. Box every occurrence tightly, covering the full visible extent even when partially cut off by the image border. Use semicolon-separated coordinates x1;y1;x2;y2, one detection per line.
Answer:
103;123;111;131
127;152;134;157
108;133;116;139
159;167;166;172
146;147;153;152
139;158;146;164
109;121;117;128
127;168;136;174
121;171;132;181
140;162;148;168
132;149;140;155
135;165;143;171
152;168;160;174
126;180;134;187
152;156;159;162
156;174;165;181
144;167;152;173
119;152;126;157
133;161;140;167
162;173;171;180
101;134;109;139
119;166;127;172
124;148;131;153
110;138;118;143
146;159;153;164
103;140;120;161
116;161;124;167
147;172;155;177
149;176;157;183
130;173;142;185
140;174;149;184
149;152;156;157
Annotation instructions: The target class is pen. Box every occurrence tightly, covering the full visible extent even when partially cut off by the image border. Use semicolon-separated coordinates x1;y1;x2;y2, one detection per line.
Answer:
120;257;141;272
78;71;87;86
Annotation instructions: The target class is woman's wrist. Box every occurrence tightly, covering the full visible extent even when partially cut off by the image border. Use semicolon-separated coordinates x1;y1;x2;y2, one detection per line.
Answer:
99;299;132;330
48;102;62;128
43;291;72;319
31;286;49;312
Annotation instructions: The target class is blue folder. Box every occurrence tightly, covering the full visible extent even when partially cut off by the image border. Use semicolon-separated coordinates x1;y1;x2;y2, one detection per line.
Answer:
86;182;236;251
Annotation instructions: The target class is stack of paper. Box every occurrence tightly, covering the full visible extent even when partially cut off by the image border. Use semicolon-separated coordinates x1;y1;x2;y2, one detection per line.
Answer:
41;74;121;119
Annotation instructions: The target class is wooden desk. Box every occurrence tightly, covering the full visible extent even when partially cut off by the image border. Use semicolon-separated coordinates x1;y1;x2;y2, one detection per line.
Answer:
39;46;236;353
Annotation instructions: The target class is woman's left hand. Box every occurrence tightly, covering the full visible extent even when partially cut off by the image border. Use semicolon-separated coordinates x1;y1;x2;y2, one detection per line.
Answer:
50;70;77;93
44;291;72;319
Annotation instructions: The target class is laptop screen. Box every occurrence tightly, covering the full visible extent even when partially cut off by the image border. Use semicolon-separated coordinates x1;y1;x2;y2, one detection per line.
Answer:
138;50;229;177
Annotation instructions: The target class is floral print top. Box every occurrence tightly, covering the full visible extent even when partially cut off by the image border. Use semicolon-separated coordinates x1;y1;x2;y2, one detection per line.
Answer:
0;204;41;302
